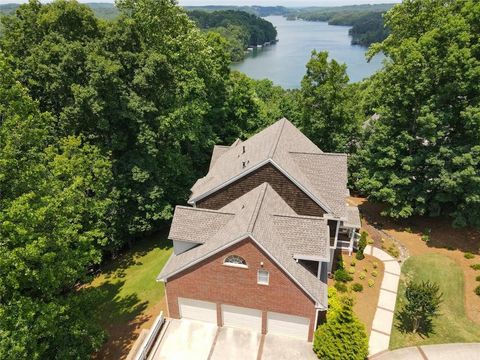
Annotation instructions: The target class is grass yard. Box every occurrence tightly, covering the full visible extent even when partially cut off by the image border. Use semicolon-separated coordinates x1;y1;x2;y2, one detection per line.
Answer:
390;253;480;349
90;232;172;359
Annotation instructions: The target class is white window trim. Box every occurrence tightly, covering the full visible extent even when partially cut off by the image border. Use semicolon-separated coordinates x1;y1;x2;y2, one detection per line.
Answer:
257;269;269;285
223;262;248;269
223;255;248;268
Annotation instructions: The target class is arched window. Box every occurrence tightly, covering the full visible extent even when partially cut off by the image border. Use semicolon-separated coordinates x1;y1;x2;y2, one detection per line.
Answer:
223;255;247;268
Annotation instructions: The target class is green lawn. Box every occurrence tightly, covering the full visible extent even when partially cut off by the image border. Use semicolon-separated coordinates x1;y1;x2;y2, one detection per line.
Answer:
90;232;172;326
390;253;480;349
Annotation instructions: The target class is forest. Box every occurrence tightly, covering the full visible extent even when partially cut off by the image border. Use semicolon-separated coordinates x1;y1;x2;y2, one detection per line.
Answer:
290;5;393;46
0;0;479;358
188;10;278;61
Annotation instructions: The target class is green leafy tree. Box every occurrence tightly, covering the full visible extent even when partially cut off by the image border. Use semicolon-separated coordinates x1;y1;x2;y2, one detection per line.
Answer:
313;293;368;360
300;50;362;153
355;231;368;260
396;280;443;335
0;0;236;248
0;54;109;358
353;0;480;227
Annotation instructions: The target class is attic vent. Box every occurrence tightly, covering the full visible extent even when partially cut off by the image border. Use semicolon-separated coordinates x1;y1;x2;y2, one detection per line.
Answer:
242;161;246;168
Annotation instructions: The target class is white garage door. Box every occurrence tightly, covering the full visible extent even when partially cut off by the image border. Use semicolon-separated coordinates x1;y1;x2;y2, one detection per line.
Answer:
178;298;217;323
221;304;262;332
267;312;310;340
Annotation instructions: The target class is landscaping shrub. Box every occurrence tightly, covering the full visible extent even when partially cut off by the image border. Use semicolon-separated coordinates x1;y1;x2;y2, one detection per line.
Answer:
367;238;374;245
372;262;378;269
350;260;356;267
351;283;363;292
348;267;356;275
421;228;431;242
363;267;368;272
464;252;475;259
396;280;443;335
334;281;348;293
355;231;368;260
387;245;400;258
313;295;368;360
334;269;353;282
371;270;378;278
336;254;345;270
359;272;366;280
471;264;480;271
404;227;413;233
368;279;375;287
476;275;480;282
475;286;480;296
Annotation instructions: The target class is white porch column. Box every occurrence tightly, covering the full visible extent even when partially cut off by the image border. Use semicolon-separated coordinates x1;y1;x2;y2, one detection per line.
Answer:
348;229;355;255
334;220;340;248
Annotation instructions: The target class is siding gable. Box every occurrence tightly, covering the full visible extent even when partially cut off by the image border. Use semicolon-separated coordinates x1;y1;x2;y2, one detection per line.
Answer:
196;163;326;217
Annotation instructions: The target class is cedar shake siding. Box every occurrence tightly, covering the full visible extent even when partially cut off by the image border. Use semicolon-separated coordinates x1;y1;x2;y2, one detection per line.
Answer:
196;163;326;217
165;237;317;341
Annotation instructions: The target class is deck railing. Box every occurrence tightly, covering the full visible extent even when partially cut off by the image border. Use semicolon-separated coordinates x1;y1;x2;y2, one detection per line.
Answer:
134;312;165;360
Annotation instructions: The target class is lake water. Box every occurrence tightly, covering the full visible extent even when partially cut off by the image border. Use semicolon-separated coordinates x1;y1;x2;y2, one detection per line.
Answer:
231;16;384;89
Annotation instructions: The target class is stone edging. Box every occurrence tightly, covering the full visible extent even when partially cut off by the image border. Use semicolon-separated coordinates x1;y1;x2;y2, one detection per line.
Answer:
364;245;401;357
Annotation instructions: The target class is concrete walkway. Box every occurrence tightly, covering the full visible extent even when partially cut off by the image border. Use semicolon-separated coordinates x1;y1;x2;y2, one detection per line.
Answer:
371;343;480;360
365;245;402;357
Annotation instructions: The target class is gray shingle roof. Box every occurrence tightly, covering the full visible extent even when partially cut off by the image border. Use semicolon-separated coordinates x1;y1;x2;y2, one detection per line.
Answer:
190;118;349;218
168;207;235;244
345;206;361;229
209;145;230;170
159;184;329;308
289;152;348;218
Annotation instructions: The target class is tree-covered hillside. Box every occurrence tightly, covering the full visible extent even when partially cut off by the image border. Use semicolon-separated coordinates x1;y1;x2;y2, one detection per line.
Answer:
291;4;394;46
188;10;277;61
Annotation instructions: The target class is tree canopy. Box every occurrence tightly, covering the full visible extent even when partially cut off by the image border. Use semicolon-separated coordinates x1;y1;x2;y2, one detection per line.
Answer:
352;0;480;227
0;0;272;357
299;50;362;153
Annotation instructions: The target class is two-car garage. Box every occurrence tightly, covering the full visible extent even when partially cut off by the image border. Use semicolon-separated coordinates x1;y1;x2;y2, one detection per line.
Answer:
177;297;311;340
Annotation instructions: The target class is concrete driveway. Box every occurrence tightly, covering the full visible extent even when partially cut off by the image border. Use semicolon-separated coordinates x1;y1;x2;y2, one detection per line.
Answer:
150;318;317;360
261;334;317;360
210;327;261;360
151;319;217;360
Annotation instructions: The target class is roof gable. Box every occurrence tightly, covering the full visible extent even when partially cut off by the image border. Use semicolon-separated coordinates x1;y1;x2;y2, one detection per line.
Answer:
189;118;349;218
159;184;329;307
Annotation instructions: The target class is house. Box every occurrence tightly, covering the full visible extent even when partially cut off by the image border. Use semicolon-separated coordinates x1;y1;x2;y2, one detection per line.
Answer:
157;118;361;342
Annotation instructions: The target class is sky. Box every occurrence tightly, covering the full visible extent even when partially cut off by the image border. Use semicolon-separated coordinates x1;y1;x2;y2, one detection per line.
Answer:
0;0;401;6
179;0;400;6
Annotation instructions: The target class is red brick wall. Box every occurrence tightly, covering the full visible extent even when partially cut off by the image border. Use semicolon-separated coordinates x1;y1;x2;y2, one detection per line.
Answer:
165;237;317;341
196;163;326;217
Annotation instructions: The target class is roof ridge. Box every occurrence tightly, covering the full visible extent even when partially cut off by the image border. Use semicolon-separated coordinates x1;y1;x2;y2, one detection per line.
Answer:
246;183;269;233
272;213;326;222
175;205;235;216
289;151;348;157
214;145;230;149
268;118;288;159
